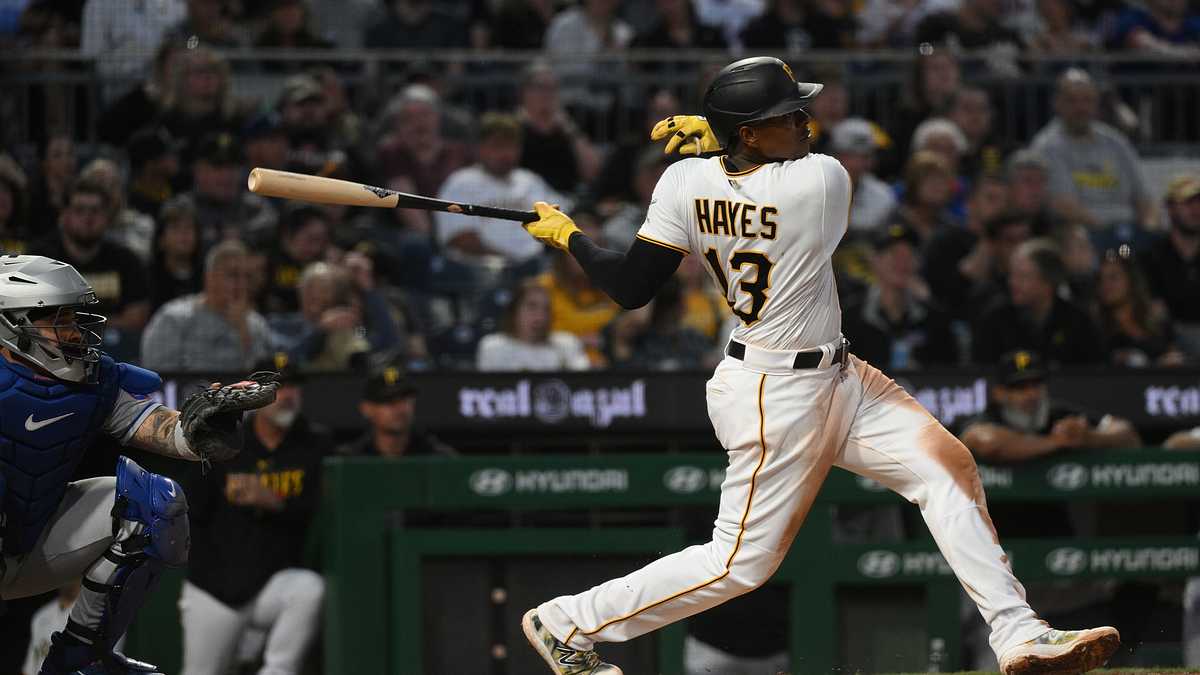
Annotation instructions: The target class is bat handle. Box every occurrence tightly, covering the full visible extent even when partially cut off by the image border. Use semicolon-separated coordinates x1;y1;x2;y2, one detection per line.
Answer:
455;204;540;223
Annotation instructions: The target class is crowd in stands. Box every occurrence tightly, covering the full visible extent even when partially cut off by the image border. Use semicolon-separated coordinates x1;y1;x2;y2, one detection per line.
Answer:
0;0;1197;380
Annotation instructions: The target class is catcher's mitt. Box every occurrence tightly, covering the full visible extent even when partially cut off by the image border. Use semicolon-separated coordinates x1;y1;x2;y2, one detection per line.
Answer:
180;371;280;467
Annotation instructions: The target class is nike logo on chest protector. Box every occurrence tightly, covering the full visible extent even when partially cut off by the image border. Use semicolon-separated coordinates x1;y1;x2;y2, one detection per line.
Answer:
25;412;75;431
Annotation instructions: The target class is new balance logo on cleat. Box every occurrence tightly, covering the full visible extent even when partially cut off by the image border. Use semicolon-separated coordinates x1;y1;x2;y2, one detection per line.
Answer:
522;609;623;675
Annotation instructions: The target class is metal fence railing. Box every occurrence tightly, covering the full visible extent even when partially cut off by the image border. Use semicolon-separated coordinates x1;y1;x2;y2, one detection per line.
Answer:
2;49;1198;155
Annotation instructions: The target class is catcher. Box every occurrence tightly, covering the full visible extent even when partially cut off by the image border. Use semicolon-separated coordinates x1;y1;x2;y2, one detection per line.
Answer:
0;255;278;675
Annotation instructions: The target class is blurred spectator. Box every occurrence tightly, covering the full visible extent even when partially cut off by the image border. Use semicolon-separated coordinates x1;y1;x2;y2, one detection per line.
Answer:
544;0;634;70
364;0;468;48
1108;0;1200;55
591;88;680;207
634;0;726;51
338;363;456;458
126;126;181;219
28;133;75;228
1020;0;1098;53
436;113;564;270
171;0;243;48
1030;69;1156;245
602;147;672;251
276;74;346;176
741;0;857;50
0;153;30;253
477;279;590;371
264;204;331;314
81;0;185;98
959;350;1141;464
341;248;405;358
1166;426;1200;450
180;355;326;675
280;262;374;372
894;150;960;244
148;195;203;311
842;223;958;371
375;84;471;220
242;112;291;172
21;582;82;675
606;277;715;370
926;204;1031;320
806;72;850;154
1095;245;1185;367
945;86;1005;179
972;239;1104;365
887;47;960;173
830;118;896;234
516;62;602;194
186;132;278;247
77;157;155;263
140;239;270;371
255;0;334;54
914;0;1022;53
158;47;246;167
1140;174;1200;358
536;214;619;366
97;40;183;146
31;176;150;332
1005;148;1057;235
1056;222;1099;302
909;117;968;177
490;0;556;49
692;0;766;48
308;65;363;150
857;0;942;47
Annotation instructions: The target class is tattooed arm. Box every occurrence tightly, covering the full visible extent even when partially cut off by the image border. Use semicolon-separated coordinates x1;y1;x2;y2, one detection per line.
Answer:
128;407;202;461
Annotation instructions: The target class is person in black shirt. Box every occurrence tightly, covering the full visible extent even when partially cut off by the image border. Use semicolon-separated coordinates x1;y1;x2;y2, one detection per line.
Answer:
955;350;1140;670
915;0;1023;52
843;223;959;371
339;363;455;458
741;0;857;50
180;355;328;675
516;62;601;194
30;177;150;335
1140;175;1200;358
148;195;203;311
972;239;1103;365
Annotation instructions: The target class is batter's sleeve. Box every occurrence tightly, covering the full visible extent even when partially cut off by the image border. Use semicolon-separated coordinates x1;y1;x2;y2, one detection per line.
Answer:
634;161;693;257
817;154;852;256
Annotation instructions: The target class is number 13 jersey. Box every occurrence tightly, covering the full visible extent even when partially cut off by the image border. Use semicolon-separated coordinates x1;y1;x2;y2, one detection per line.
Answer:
636;153;852;351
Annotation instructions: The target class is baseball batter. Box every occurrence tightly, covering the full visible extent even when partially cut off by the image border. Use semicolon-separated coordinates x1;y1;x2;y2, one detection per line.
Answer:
519;57;1121;675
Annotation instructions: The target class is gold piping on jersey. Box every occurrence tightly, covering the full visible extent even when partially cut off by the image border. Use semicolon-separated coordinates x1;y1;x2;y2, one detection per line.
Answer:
635;233;690;256
572;374;770;641
720;156;765;177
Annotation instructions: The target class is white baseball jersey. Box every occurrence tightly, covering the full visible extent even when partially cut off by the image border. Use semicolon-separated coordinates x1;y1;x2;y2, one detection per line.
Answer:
536;149;1052;666
636;154;851;351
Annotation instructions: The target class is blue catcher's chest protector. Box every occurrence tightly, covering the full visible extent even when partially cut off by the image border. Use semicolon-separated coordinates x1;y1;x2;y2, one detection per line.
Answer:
0;355;160;555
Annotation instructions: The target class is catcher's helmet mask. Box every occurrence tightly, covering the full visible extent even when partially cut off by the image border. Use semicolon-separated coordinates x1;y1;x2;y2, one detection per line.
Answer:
703;56;824;154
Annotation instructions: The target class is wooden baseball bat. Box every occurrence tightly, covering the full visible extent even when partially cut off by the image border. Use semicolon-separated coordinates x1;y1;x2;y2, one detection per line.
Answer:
246;168;539;223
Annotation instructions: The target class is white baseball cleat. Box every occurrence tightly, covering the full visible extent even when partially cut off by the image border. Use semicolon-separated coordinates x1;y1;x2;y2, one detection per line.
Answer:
999;626;1121;674
522;609;623;675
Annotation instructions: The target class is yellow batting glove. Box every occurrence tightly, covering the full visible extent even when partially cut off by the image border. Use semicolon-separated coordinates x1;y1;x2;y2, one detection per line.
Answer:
524;201;580;251
650;115;722;156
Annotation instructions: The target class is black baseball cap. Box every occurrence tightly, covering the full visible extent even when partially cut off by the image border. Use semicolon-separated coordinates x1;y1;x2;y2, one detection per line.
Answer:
195;132;243;166
253;352;304;385
996;350;1046;386
870;223;920;251
242;111;285;142
127;127;179;169
363;364;418;402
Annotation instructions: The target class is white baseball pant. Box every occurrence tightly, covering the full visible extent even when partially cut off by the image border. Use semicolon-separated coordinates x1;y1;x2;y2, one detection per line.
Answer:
179;569;324;675
538;350;1049;659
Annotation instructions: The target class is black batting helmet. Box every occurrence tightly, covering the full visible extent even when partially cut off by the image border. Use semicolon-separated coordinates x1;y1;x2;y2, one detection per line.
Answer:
703;57;824;147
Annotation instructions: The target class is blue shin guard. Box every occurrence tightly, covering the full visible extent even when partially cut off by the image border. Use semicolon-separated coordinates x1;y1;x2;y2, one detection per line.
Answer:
40;457;188;674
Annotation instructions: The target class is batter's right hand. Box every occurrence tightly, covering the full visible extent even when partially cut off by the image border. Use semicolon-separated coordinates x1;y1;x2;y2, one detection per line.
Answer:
650;115;722;156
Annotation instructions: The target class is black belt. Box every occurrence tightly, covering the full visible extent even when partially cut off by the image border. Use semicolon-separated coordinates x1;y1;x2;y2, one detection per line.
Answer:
726;339;848;369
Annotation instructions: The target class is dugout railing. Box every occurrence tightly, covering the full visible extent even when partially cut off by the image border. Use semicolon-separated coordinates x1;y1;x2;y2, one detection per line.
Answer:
316;449;1200;675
